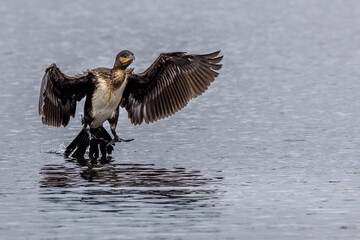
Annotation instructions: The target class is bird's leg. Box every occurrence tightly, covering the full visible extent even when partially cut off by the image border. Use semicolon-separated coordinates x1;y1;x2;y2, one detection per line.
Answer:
106;109;134;147
85;126;106;144
112;129;134;142
106;129;134;147
85;127;92;140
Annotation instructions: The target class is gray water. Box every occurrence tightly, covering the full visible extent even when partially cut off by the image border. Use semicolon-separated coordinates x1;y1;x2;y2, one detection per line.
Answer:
1;0;360;239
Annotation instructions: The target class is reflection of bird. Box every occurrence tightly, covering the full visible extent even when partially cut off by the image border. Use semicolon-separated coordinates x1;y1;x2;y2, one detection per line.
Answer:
39;50;223;158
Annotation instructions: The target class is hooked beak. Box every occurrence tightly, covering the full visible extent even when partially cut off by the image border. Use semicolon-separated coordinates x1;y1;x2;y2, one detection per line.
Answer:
123;55;135;63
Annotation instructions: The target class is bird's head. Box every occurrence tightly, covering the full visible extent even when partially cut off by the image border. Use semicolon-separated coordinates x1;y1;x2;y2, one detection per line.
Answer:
114;50;135;70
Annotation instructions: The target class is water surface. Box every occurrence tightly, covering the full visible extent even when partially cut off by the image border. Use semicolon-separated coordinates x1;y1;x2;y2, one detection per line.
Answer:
0;0;360;239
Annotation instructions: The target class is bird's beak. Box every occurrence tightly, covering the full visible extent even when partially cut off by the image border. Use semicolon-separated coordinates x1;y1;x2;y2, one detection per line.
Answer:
123;55;135;63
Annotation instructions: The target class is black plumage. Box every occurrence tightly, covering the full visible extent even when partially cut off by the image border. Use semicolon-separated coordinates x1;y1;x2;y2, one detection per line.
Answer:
39;50;223;158
39;64;92;127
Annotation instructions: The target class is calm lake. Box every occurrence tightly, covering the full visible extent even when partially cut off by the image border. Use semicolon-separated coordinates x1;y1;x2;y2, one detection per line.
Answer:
0;0;359;239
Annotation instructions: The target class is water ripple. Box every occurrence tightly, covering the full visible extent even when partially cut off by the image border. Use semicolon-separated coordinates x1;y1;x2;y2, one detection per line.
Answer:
39;160;222;215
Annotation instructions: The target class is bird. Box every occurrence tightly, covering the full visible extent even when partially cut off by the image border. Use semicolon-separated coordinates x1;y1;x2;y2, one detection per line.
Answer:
39;50;223;158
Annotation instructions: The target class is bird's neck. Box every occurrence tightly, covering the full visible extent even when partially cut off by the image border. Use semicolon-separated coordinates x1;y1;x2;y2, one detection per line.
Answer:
109;68;126;90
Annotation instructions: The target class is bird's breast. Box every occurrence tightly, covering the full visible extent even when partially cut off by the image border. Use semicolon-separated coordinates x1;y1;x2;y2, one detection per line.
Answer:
90;77;128;128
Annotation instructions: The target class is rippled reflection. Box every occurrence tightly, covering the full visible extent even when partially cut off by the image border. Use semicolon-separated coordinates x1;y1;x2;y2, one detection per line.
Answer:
39;158;222;214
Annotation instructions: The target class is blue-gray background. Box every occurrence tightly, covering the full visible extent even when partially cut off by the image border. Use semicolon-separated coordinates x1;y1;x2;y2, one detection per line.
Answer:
0;0;359;239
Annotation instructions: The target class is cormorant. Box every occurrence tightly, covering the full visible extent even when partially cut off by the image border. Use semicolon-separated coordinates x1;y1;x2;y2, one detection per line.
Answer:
39;50;223;158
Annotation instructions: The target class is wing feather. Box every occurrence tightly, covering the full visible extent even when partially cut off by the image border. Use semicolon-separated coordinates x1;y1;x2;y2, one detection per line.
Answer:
38;64;93;127
121;51;223;125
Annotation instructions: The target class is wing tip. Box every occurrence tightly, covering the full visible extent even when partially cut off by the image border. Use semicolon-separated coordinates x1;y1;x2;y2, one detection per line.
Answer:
206;52;223;71
210;63;222;71
199;50;221;58
41;117;62;128
210;55;223;63
46;63;57;71
199;51;223;71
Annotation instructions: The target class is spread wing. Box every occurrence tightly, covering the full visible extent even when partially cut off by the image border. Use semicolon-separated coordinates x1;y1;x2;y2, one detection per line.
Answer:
121;51;223;125
38;64;93;127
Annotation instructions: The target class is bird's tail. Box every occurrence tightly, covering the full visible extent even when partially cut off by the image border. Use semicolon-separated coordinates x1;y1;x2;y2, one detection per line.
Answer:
65;126;113;158
65;129;89;158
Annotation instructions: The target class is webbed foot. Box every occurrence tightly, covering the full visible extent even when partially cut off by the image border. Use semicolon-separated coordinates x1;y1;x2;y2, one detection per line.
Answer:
106;137;134;147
